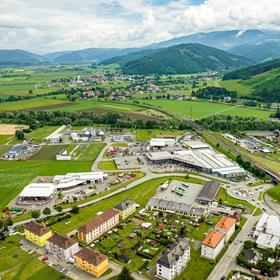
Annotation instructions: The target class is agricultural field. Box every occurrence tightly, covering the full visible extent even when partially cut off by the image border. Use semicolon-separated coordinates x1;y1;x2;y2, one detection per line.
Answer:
0;160;92;210
141;99;272;120
0;235;63;280
0;97;70;111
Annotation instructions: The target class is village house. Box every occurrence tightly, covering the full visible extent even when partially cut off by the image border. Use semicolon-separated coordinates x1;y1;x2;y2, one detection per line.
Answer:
75;248;109;277
46;232;80;261
24;221;52;247
114;199;137;220
77;208;119;243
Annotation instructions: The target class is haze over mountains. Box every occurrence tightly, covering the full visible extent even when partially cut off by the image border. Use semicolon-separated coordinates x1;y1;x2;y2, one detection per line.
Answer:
1;29;280;68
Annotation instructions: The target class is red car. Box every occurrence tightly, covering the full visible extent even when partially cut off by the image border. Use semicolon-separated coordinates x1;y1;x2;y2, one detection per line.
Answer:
42;256;48;262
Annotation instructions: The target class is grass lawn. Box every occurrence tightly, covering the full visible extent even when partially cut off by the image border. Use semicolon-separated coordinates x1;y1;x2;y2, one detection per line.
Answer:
77;143;105;161
0;235;63;280
216;188;255;214
50;176;205;234
135;129;183;142
29;145;68;160
188;215;222;240
253;208;262;216
0;160;92;210
0;135;13;144
98;160;118;170
266;185;280;203
25;126;59;144
177;245;214;280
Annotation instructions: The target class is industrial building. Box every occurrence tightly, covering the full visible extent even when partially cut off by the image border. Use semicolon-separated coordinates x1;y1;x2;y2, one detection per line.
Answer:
149;138;176;147
196;181;220;205
18;183;56;204
254;213;280;249
3;144;28;158
146;140;246;179
53;172;108;190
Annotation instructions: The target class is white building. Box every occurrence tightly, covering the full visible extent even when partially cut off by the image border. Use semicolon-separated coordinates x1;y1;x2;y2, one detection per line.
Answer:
215;216;236;242
156;238;190;280
201;230;225;260
18;183;56;202
56;150;71;160
46;232;80;261
53;172;108;190
254;213;280;249
48;133;63;143
150;138;175;147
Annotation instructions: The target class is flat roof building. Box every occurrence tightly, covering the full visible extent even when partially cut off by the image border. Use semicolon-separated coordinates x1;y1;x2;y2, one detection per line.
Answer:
19;183;56;201
196;181;220;205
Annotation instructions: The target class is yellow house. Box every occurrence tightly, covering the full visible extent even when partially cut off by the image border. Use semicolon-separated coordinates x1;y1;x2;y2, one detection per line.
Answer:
75;248;109;277
24;221;52;247
114;199;137;220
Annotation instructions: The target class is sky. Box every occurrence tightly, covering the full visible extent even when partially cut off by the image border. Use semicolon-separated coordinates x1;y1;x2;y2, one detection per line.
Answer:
0;0;280;53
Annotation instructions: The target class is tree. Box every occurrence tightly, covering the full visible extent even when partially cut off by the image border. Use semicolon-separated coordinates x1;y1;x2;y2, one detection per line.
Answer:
31;210;41;219
116;267;134;280
56;205;63;212
71;205;79;214
7;218;13;226
15;130;24;140
28;89;33;94
57;192;63;199
43;207;51;216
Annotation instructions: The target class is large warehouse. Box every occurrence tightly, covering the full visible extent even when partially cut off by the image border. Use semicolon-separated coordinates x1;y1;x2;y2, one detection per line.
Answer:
146;140;246;179
18;183;56;204
196;181;220;205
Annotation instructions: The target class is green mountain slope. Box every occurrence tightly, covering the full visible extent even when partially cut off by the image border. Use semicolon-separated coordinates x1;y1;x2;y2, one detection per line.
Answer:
120;44;252;75
223;59;280;102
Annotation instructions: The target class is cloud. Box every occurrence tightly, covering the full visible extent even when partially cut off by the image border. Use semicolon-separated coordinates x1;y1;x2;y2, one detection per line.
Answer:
0;0;280;53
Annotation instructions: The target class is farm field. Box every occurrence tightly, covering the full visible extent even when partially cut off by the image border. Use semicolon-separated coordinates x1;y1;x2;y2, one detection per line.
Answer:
218;79;253;96
24;126;59;144
0;97;69;111
0;235;64;280
29;144;68;160
141;99;272;120
135;129;183;142
0;135;13;144
0;160;92;210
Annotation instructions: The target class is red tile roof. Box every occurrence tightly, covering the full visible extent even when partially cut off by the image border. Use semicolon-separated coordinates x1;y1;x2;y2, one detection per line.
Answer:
78;208;119;234
202;230;224;248
216;216;236;231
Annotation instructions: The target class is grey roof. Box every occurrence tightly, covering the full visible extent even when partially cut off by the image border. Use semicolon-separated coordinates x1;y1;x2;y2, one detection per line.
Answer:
147;197;191;214
196;181;220;202
115;199;136;211
189;206;206;217
157;238;190;268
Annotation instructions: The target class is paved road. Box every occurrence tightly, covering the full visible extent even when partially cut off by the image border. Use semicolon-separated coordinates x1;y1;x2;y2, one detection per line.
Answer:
207;216;259;280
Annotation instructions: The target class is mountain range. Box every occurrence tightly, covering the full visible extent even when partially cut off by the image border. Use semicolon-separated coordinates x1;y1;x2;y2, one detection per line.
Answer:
111;44;252;75
1;29;280;67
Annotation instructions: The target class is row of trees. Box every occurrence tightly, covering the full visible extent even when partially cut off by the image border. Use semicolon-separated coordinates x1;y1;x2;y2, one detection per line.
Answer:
192;86;237;101
199;115;280;132
0;110;187;130
236;155;266;178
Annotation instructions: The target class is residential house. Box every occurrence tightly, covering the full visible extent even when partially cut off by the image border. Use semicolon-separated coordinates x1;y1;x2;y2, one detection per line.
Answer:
215;216;236;242
75;248;109;277
156;238;190;280
24;221;52;247
201;230;225;260
77;208;119;243
114;199;137;220
46;232;80;261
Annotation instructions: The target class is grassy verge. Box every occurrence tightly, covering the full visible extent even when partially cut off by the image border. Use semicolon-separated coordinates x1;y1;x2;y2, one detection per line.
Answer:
215;188;255;214
266;184;280;203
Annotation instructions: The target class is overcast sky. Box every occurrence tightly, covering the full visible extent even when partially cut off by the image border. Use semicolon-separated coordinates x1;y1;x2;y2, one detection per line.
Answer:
1;0;280;53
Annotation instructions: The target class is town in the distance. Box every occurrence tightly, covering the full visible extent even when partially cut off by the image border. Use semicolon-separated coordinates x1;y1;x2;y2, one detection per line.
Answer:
1;4;280;280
